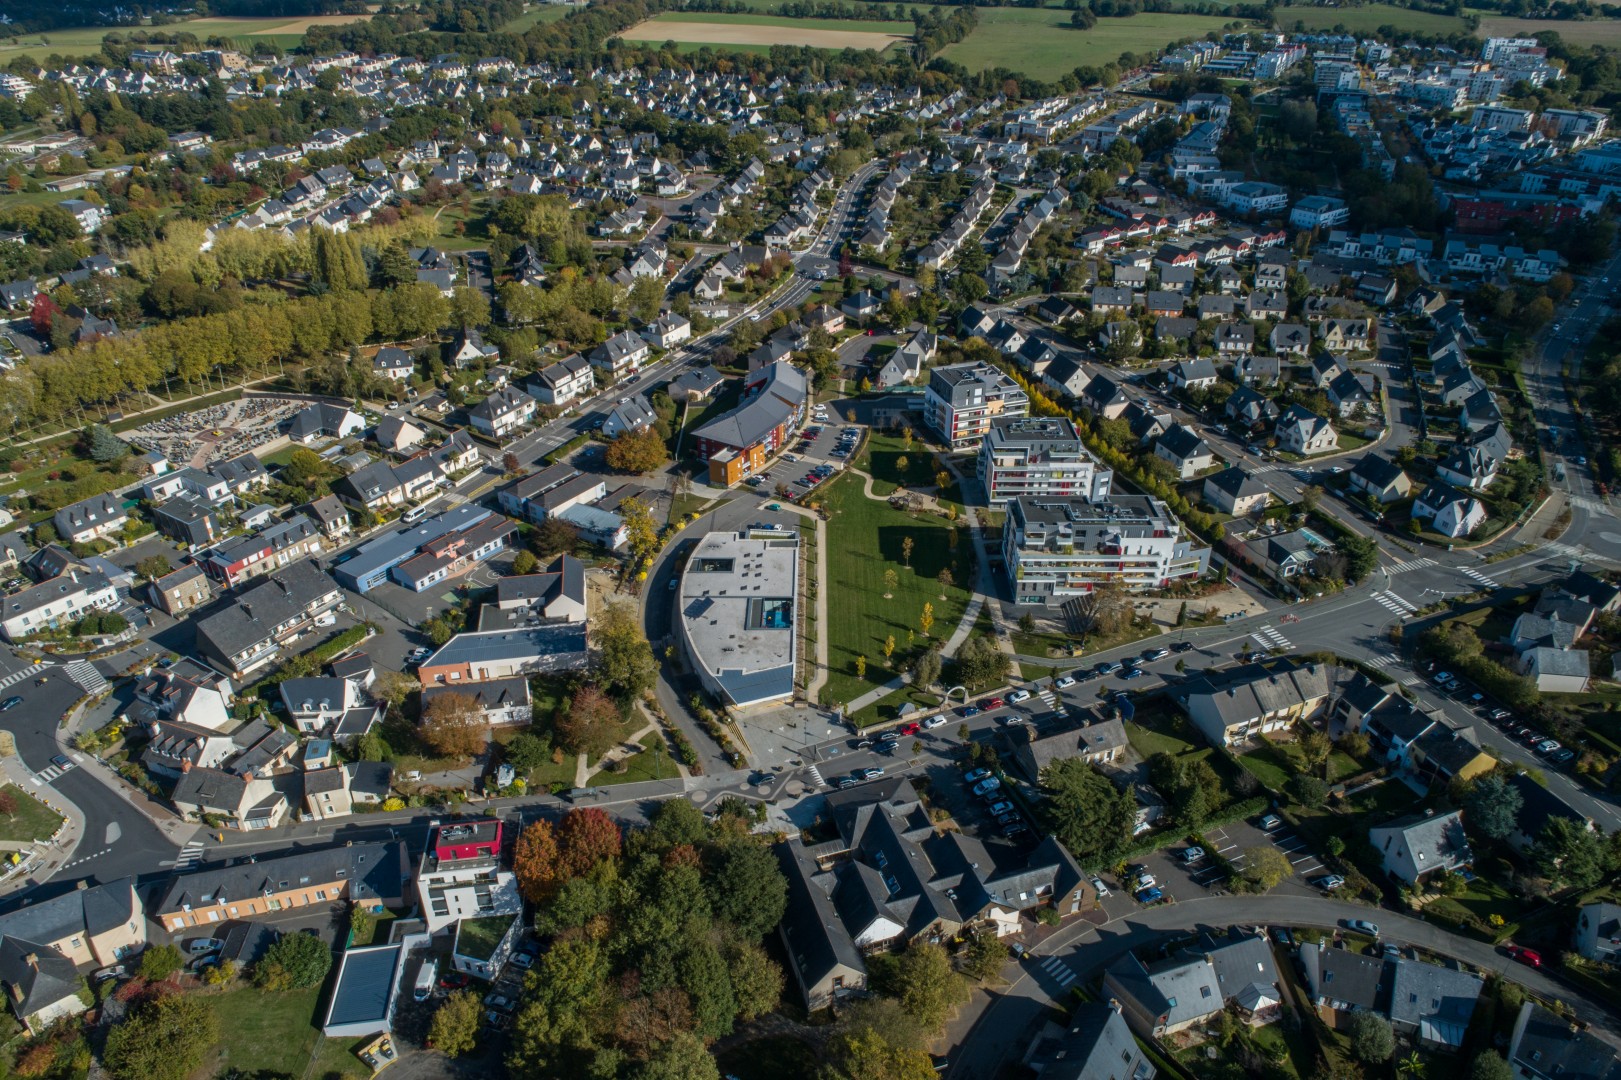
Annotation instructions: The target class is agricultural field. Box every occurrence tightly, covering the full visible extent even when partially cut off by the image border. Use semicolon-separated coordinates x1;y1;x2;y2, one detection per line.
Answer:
0;12;374;61
1474;14;1621;45
498;4;583;32
938;8;1240;81
620;12;913;51
1271;2;1473;34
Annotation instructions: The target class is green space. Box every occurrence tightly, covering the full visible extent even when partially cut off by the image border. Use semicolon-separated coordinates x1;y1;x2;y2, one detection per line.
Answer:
1013;628;1079;658
1425;871;1531;938
1475;14;1621;45
1272;1;1473;34
632;10;915;34
820;473;977;708
849;684;942;728
858;431;948;496
498;4;578;32
455;914;516;961
939;9;1239;81
0;784;63;843
204;986;331;1079
1239;737;1372;791
590;732;676;785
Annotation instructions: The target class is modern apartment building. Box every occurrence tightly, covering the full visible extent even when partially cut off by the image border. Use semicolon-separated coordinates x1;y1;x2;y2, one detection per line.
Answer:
1002;496;1209;606
976;417;1112;507
416;820;522;934
923;362;1029;452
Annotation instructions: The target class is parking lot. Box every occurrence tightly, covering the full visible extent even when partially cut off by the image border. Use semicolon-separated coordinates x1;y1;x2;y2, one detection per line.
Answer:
1098;811;1328;909
740;412;859;498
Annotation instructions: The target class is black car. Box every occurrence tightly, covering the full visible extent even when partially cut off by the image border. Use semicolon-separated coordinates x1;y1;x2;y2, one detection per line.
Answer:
1171;641;1195;653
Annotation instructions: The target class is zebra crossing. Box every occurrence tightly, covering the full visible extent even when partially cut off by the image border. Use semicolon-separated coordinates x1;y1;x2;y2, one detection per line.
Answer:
173;841;206;872
1461;567;1499;590
1385;557;1436;574
1545;541;1587;559
805;765;826;788
0;663;50;692
1253;625;1293;651
1371;591;1418;617
1570;495;1612;515
63;660;107;695
1034;687;1064;715
1365;653;1401;670
1249;464;1287;475
31;759;75;784
1036;954;1078;989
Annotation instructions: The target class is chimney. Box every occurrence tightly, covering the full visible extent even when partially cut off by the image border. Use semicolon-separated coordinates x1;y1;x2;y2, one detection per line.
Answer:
181;758;193;773
23;953;38;971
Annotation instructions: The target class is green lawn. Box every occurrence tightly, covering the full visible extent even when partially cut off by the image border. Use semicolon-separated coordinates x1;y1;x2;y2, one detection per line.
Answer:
590;733;677;785
850;685;944;728
858;431;948;496
203;986;326;1078
632;10;915;34
1475;14;1621;45
939;9;1240;80
1273;1;1473;33
820;474;976;708
454;914;515;962
499;4;578;31
1126;720;1195;760
1239;739;1373;791
0;784;63;843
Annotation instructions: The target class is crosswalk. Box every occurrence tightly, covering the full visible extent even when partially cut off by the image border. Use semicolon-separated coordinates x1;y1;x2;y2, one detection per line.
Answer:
1371;590;1418;617
0;663;50;692
1249;464;1288;475
173;841;206;872
1034;687;1064;716
1386;557;1436;574
1461;567;1499;590
1253;625;1293;651
1365;653;1401;670
805;765;826;788
63;660;107;696
1036;954;1078;989
32;759;75;784
1570;496;1612;515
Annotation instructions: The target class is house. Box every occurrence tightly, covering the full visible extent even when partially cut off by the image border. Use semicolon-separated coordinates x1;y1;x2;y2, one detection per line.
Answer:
417;820;522;933
1225;386;1279;431
201;515;327;589
145;495;219;548
641;312;692;350
449;329;499;369
1203;467;1271;516
1178;660;1336;747
371;347;414;381
1006;715;1129;783
1325;370;1378;418
0;938;87;1033
1102;952;1223;1038
1231;355;1282;387
373;415;427;455
154;843;407;932
1195;930;1283;1025
878;330;937;389
668;365;726;403
466;386;536;440
1270;323;1312;356
1;568;120;644
1024;1003;1157;1080
1299;943;1389;1030
528;354;594;408
149;564;213;616
1275;405;1338;455
192;560;344;678
1319;317;1372;352
1437;445;1498;491
288;402;365;443
602;394;657;439
1413;483;1486;539
0;878;144;975
171;767;288;830
1167;357;1218;391
477;555;589;630
589;330;651;381
305;495;352;542
423;676;532;726
1369;810;1471;886
1347;456;1412;505
1574;901;1621;965
1389;958;1484;1052
416;624;589;686
53;493;127;544
1509;1002;1621;1080
1214;323;1255;355
1081;375;1131;420
1520;647;1590;693
1154;423;1215;480
1245;531;1317;581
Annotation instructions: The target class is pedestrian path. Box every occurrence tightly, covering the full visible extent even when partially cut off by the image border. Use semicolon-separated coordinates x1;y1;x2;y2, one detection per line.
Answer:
1570;496;1611;515
1253;625;1293;651
1461;566;1499;590
1365;653;1402;670
32;758;74;784
1385;557;1436;574
1371;590;1418;617
172;841;206;872
804;765;826;789
0;663;49;692
1034;687;1064;715
1036;954;1077;989
64;660;107;695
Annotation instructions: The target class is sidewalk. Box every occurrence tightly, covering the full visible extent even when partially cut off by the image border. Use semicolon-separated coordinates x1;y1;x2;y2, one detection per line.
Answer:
0;754;86;895
61;693;201;849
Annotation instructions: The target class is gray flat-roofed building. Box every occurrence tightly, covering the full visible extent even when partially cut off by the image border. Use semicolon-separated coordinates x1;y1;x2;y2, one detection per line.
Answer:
678;530;799;710
330;504;495;594
417;624;588;685
323;943;408;1038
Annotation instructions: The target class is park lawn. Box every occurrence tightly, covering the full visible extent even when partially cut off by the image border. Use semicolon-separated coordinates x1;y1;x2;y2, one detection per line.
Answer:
631;10;915;34
820;474;976;709
850;685;942;728
499;4;578;31
203;986;325;1078
591;733;677;785
1013;628;1078;658
0;784;63;843
1273;1;1473;33
939;9;1238;81
857;431;949;496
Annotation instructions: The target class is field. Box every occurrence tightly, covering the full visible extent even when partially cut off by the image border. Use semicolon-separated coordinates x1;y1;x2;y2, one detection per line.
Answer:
621;12;912;51
1474;14;1621;44
939;9;1240;81
1271;2;1473;34
202;986;364;1080
0;12;374;61
499;4;581;32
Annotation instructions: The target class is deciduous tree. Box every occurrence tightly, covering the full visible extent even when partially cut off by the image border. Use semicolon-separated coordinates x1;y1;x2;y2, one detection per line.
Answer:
707;841;788;937
253;931;332;991
420;691;489;760
429;990;482;1056
1240;845;1294;893
556;807;623;881
104;991;218;1080
1350;1010;1395;1064
513;818;561;903
604;427;669;475
868;942;967;1034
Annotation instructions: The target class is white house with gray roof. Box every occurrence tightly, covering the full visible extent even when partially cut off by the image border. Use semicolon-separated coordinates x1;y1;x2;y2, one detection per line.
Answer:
1369;809;1472;886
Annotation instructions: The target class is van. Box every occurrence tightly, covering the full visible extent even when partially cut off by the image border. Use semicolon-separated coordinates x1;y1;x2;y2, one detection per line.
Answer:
402;506;429;525
413;958;438;1002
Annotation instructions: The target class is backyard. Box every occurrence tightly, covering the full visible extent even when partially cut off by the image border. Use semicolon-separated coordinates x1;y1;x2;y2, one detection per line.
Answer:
0;784;63;843
818;473;977;709
1238;734;1373;791
203;985;365;1080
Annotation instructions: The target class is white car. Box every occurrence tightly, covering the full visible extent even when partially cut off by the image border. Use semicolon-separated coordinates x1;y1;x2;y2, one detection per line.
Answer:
1007;689;1031;704
1090;876;1111;898
922;715;947;729
1055;675;1076;689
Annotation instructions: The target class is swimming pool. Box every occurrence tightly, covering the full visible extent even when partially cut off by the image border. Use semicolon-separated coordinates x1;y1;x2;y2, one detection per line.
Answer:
1298;528;1335;549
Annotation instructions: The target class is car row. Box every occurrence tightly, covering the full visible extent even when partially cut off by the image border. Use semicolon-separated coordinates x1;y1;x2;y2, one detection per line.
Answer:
962;766;1026;837
1432;667;1578;766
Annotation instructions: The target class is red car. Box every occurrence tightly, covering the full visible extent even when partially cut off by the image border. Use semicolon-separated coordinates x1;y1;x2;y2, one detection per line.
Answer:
982;697;1005;710
1505;946;1543;968
899;722;921;736
438;972;472;989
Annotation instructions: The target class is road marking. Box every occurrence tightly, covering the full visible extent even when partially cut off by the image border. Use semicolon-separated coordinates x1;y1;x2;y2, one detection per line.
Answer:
1371;591;1417;616
1037;955;1077;988
1461;567;1499;589
0;663;50;691
1386;558;1436;573
805;766;825;788
1365;653;1401;670
62;848;111;870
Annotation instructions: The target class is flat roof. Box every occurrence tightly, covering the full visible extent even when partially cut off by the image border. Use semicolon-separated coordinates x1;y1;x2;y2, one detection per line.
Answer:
333;504;491;585
324;943;403;1031
679;531;798;705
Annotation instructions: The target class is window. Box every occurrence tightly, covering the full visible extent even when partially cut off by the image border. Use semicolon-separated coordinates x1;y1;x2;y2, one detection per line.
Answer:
1201;986;1212;998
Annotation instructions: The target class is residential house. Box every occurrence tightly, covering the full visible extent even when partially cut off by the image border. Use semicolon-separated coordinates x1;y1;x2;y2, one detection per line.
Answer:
1167;358;1218;391
1244;531;1317;581
1177;660;1336;747
304;495;352;542
1154;424;1215;480
1574;902;1621;965
171;767;288;831
53;493;127;545
1;568;119;644
589;330;651;381
1326;370;1378;418
1225;386;1279;431
371;347;414;381
192;560;344;678
1437;445;1498;491
1005;715;1129;783
449;329;499;369
1369;810;1472;886
1275;406;1338;455
527;354;594;408
602;394;657;439
1413;483;1486;539
641;312;692;350
417;820;522;933
1023;1003;1157;1080
423;676;532;726
1102;952;1223;1038
1203;467;1271;516
1298;943;1389;1030
288;402;365;444
1509;1002;1621;1080
153;843;408;932
149;564;213;616
0;939;87;1033
1347;456;1412;505
1505;771;1594;855
415;624;589;686
467;387;536;440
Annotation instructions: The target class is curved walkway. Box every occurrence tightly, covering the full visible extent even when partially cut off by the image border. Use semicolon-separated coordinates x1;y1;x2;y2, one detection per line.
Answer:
946;892;1620;1078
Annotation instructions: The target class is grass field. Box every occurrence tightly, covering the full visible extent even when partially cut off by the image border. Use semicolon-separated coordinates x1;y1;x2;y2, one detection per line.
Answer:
622;12;912;50
1474;14;1621;44
202;986;370;1079
1272;2;1473;34
499;4;581;32
0;13;371;61
939;9;1240;80
819;473;976;709
0;784;62;843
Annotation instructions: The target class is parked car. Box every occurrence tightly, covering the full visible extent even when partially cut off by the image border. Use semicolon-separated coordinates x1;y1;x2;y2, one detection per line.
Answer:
855;767;884;780
1505;945;1543;968
1120;668;1147;680
1181;846;1206;864
1141;647;1169;662
186;938;223;956
1171;641;1195;653
1135;886;1165;904
1432;671;1454;686
996;812;1021;827
1094;661;1121;675
878;731;901;743
1007;689;1031;704
1536;739;1562;755
1341;919;1380;937
1055;675;1076;689
1259;814;1282;830
1311;874;1346;892
999;714;1028;726
1548;748;1576;765
1090;876;1111;898
922;715;947;729
982;697;1005;709
1132;874;1156;891
899;722;921;736
972;777;1002;797
438;972;471;990
964;768;992;783
959;706;981;718
509;953;533;970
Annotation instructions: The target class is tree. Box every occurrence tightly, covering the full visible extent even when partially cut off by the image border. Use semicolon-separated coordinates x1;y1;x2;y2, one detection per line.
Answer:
950;633;1009;692
533;516;579;558
512;550;539;576
883;568;898;597
372;669;417;714
960;932;1009;982
595;602;658;700
1299;730;1333;777
823;1030;936;1080
429;990;482;1056
138;943;184;981
708;841;788;937
634;1032;720;1080
555;684;621;757
253;931;332;991
449;286;490;330
901;535;914;567
856;655;867;678
1042;758;1133;863
1533;815;1607;890
936;568;953;598
136;555;173;582
605;427;669;474
1465;773;1523;843
883;635;896;663
909;647;942;690
556;807;623;881
919;603;934;638
104;991;218;1080
513;819;561;903
1469;1051;1513;1080
1338;731;1370;758
869;942;968;1033
0;790;14;822
1288;774;1328;809
621;496;661;569
647;798;707;851
1350;1010;1395;1064
84;423;128;463
505;731;553;772
420;691;489;759
721;935;783;1023
1241;845;1293;892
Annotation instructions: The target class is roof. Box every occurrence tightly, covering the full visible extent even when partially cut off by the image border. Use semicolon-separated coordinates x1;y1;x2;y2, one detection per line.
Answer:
1157;423;1209;461
1193;931;1279;1005
420;624;588;673
679;530;799;705
154;841;405;917
1011;717;1128;776
1513;1002;1621;1080
0;879;136;946
0;937;82;1019
1106;951;1221;1029
193;560;338;659
1371;810;1471;873
1181;660;1336;729
1351;454;1409;488
1299;942;1388;1010
325;943;403;1030
1205;467;1268;499
1388;957;1482;1047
